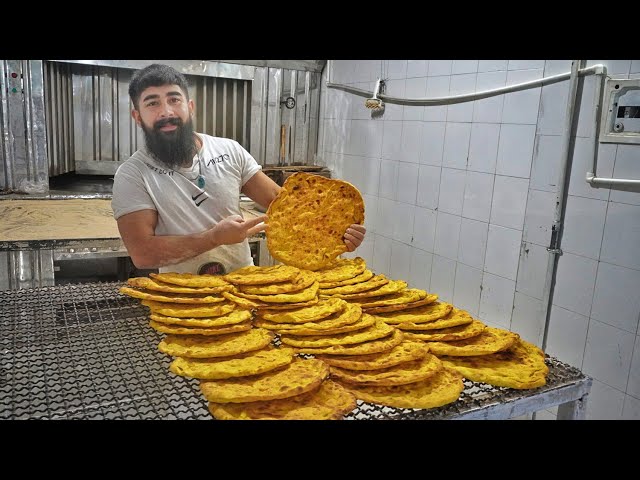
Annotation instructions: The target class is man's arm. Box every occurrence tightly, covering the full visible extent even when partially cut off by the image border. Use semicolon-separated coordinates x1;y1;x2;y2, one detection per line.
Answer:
241;171;281;210
117;209;266;269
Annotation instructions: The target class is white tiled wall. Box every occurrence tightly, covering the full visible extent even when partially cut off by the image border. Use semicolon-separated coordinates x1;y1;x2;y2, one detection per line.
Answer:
319;59;640;419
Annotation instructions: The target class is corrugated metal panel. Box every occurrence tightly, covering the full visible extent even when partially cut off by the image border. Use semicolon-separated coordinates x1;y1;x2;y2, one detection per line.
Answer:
0;60;48;193
44;62;252;176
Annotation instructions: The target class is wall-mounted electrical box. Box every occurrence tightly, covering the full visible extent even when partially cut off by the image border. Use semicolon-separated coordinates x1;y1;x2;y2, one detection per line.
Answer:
599;78;640;144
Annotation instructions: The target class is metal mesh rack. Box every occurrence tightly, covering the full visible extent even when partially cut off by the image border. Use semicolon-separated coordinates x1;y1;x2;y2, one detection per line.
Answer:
0;282;591;420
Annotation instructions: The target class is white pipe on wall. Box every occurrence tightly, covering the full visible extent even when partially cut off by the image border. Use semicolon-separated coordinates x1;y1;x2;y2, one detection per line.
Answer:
326;65;605;106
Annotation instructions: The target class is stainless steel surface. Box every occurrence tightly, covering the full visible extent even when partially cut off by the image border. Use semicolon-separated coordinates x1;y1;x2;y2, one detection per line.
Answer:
0;60;49;194
49;60;255;81
214;60;326;73
0;282;591;420
0;249;55;290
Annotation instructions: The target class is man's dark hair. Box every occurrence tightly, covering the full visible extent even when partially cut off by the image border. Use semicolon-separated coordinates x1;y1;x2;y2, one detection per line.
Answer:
128;64;190;110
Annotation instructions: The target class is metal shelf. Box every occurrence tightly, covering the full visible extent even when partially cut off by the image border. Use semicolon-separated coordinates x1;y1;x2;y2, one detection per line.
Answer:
0;282;591;420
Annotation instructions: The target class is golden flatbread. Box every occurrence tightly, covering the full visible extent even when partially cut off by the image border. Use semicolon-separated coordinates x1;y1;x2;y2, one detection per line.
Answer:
315;257;367;284
316;341;429;371
319;274;389;296
262;297;347;324
365;293;439;314
340;367;464;409
373;302;453;324
231;281;319;303
149;309;252;328
208;380;357;420
280;319;394;348
200;357;330;403
224;264;301;285
169;346;295;380
319;269;374;289
351;288;425;309
157;328;274;358
396;309;474;331
402;318;485;342
330;353;443;387
238;270;316;295
266;172;365;271
440;338;549;389
255;302;363;332
149;319;252;336
257;311;375;336
424;327;520;357
296;328;404;356
150;272;231;288
127;276;234;294
120;286;226;304
142;300;236;318
329;280;407;300
222;291;319;311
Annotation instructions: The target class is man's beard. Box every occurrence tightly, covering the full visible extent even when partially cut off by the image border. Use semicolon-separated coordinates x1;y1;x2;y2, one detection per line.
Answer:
141;116;196;170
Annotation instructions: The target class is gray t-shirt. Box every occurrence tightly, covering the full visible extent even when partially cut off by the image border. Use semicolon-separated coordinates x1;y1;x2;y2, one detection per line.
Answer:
111;133;262;274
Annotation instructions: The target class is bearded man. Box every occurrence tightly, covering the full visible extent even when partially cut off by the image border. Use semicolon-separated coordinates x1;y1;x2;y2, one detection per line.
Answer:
111;63;365;275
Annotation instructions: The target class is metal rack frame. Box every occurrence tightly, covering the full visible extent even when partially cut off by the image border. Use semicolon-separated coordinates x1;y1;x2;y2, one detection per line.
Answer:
0;282;591;420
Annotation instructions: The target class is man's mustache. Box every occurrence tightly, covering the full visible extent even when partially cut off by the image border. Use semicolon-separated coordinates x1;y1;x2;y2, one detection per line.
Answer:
154;117;182;130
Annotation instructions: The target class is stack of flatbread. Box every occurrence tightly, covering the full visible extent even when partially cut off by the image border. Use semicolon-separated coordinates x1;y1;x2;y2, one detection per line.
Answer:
396;315;548;390
119;273;252;336
221;264;320;313
120;270;357;420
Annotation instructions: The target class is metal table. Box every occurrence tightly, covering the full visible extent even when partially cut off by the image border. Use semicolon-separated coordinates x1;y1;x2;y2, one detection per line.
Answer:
0;282;592;420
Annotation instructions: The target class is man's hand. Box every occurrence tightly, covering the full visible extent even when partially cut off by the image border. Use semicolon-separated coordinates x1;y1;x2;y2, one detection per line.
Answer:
343;224;366;252
210;214;267;246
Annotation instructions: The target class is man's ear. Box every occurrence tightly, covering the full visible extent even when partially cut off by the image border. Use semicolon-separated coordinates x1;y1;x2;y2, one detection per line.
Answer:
131;108;141;126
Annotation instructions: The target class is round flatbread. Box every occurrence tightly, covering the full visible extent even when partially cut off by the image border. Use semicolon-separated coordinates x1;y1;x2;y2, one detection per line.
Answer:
149;272;231;288
142;300;236;318
296;328;404;356
402;318;486;342
330;352;443;386
266;172;365;271
319;269;374;289
149;319;252;336
149;309;252;328
280;319;394;348
262;297;347;324
238;270;316;295
120;286;226;304
169;346;295;380
424;327;520;357
340;367;464;409
157;328;274;358
224;264;301;285
127;276;234;294
373;302;453;324
364;294;439;314
440;338;549;389
315;257;367;284
319;274;389;296
200;357;330;403
208;380;357;420
255;302;363;333
329;280;407;300
316;341;429;371
231;281;319;304
396;309;474;331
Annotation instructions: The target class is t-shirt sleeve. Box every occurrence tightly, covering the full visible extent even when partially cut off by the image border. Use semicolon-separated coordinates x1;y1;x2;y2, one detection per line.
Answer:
111;161;157;220
234;141;262;186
